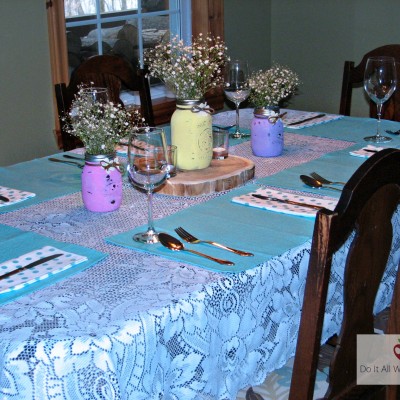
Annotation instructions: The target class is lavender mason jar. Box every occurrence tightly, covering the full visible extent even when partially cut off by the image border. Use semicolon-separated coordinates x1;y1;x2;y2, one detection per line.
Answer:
81;153;123;212
251;106;284;157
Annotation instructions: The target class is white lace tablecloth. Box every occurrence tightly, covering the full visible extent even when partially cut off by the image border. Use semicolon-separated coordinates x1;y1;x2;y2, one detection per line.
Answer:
0;132;398;399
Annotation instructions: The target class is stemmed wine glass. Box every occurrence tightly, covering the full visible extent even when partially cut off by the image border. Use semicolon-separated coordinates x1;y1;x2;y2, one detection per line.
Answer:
127;127;168;244
363;56;397;143
80;87;109;103
224;60;251;139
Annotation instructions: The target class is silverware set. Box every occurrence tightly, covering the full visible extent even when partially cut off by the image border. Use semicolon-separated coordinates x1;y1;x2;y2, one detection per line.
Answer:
251;193;323;210
48;154;84;169
286;113;326;126
254;172;345;210
0;253;62;280
175;227;253;256
158;226;254;266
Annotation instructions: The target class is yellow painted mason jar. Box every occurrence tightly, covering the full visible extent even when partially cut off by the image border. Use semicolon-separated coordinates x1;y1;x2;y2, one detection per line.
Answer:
171;99;213;171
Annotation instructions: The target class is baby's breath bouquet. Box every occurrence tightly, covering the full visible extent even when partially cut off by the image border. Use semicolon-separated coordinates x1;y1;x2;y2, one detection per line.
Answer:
65;85;145;155
144;33;228;100
248;64;300;107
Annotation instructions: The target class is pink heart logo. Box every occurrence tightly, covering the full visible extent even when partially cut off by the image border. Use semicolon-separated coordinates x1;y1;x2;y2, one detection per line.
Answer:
393;344;400;360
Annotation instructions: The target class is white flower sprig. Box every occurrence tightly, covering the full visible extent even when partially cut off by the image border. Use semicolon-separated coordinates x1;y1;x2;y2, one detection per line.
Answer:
248;64;300;107
144;33;228;100
64;85;146;155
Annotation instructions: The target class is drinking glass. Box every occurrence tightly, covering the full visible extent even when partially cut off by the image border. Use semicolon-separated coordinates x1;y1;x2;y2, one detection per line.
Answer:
80;87;109;103
224;60;251;138
127;127;168;244
363;56;397;143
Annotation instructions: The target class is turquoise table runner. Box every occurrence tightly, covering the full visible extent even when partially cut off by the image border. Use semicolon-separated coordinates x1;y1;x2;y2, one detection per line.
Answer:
286;115;400;142
106;181;316;273
107;115;400;273
0;152;83;213
0;224;107;305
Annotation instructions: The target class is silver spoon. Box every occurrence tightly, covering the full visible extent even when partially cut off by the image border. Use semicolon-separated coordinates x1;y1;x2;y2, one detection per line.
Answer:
310;172;346;185
300;175;342;192
158;233;234;265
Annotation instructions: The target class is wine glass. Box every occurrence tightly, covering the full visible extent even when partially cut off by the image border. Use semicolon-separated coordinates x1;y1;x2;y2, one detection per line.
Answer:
80;87;109;103
224;60;251;138
127;127;168;244
364;56;397;143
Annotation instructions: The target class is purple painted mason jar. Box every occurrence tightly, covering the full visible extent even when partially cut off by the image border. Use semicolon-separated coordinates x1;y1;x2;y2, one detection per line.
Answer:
81;153;123;212
251;106;284;157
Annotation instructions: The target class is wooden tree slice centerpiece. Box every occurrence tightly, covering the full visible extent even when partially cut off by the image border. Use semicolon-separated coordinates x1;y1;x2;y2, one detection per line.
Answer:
157;155;255;196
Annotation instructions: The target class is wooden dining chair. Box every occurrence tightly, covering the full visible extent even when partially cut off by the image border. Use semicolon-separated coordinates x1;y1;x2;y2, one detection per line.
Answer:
339;44;400;121
55;54;154;151
245;148;400;400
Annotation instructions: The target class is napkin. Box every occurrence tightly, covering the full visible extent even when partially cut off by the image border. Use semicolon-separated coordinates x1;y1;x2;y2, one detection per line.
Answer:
0;246;88;294
0;186;36;207
349;145;384;158
283;111;343;129
232;187;338;218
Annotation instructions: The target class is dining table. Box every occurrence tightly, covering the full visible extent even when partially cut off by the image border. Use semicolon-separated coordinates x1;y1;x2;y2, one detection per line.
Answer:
0;108;399;400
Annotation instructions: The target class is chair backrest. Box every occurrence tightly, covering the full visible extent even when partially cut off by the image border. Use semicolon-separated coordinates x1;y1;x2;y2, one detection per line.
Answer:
339;44;400;121
289;148;400;399
55;54;154;151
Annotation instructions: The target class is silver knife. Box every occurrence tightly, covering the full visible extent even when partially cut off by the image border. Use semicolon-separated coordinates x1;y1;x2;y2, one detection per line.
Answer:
0;253;63;280
0;195;10;202
286;113;326;126
251;194;323;210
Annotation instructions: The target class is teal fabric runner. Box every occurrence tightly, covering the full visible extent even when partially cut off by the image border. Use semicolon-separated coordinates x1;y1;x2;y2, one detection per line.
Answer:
107;115;400;273
286;115;400;142
106;182;316;273
0;152;83;213
0;224;107;305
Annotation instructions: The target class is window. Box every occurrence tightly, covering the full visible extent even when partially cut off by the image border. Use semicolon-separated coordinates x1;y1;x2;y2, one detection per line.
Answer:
47;0;224;143
64;0;191;74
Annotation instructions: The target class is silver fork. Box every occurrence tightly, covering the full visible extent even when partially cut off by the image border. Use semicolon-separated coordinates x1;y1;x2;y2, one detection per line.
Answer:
310;172;346;185
175;227;254;257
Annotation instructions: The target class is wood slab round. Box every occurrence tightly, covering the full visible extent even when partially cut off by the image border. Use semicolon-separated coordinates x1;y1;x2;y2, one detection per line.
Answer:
157;155;255;196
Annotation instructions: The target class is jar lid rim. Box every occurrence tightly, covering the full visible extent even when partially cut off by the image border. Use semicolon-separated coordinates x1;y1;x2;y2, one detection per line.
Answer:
254;106;280;117
176;99;204;106
85;153;115;162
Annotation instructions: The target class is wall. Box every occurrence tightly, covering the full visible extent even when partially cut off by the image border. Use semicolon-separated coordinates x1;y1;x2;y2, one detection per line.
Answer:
224;0;400;116
0;1;58;167
224;0;271;72
270;0;400;116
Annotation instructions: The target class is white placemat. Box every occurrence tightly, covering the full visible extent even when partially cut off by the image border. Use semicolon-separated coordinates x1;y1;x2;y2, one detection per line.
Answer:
232;187;338;218
349;145;385;158
282;110;343;129
0;186;35;207
0;246;88;294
